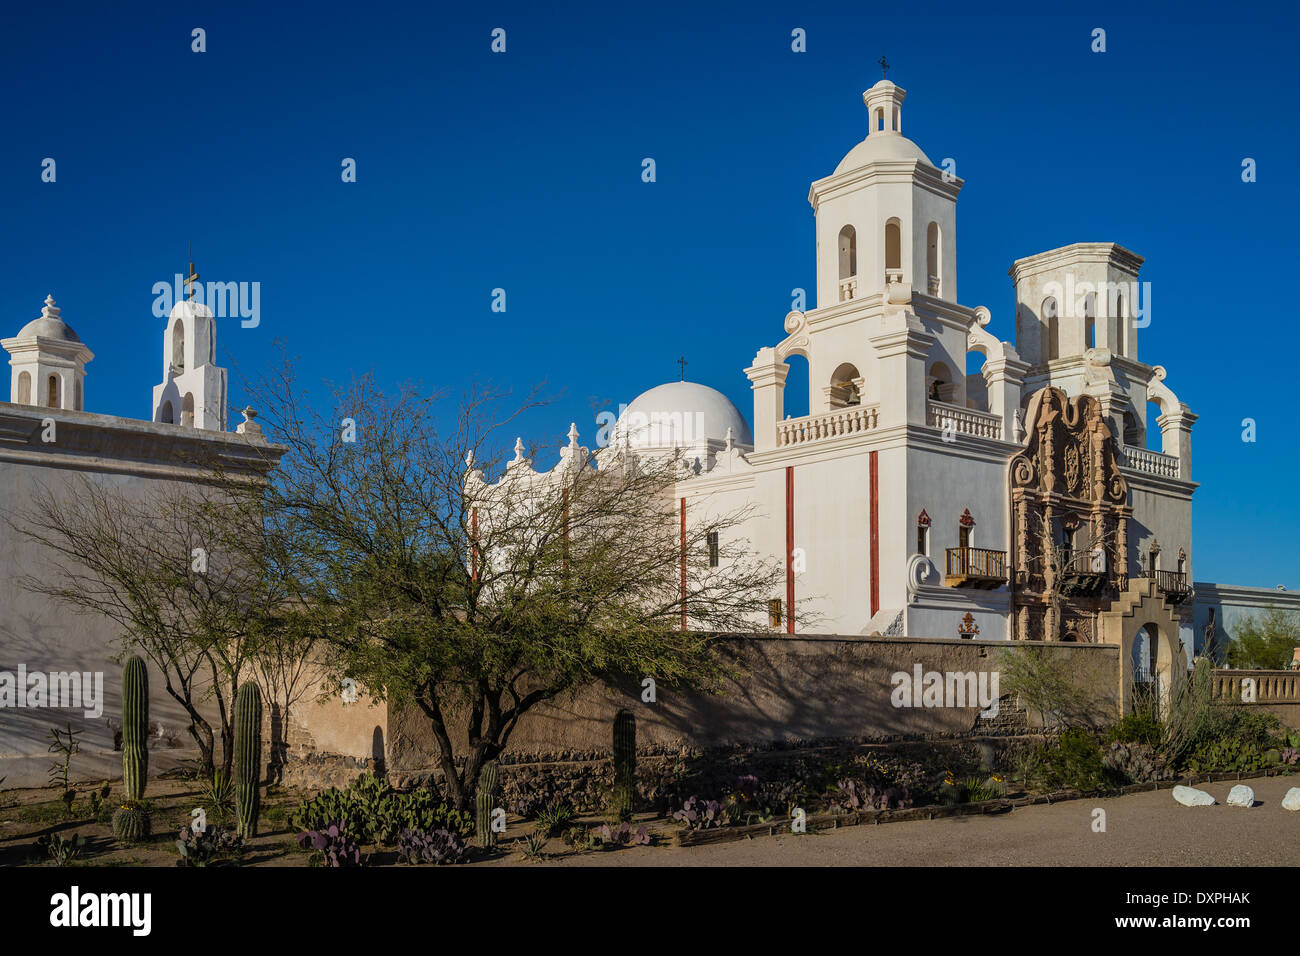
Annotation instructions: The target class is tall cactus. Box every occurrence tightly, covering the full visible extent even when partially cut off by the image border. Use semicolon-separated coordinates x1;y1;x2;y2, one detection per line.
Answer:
612;709;637;821
476;760;499;848
234;682;263;838
121;655;149;801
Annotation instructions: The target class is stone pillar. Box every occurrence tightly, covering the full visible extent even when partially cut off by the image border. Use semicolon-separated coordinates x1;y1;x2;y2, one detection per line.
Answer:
983;353;1029;443
1158;406;1197;480
869;311;934;429
744;347;789;452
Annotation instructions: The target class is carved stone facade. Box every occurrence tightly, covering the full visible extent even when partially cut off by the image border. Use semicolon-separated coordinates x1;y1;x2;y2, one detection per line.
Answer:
1010;387;1131;641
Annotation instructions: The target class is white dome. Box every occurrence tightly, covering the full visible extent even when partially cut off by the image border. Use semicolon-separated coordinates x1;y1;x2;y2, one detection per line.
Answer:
15;315;81;343
616;381;753;449
834;133;932;174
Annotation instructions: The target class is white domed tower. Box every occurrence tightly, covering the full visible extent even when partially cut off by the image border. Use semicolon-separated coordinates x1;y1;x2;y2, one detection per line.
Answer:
152;267;227;429
810;76;961;308
2;295;94;411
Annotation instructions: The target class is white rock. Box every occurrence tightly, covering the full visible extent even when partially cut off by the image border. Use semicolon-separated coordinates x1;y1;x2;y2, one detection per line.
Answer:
1172;785;1215;807
1226;785;1255;807
1282;787;1300;811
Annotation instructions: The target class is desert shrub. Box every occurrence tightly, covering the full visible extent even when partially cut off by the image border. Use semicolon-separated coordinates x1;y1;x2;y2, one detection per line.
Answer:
1025;729;1111;792
999;647;1105;729
533;799;576;836
1106;711;1164;749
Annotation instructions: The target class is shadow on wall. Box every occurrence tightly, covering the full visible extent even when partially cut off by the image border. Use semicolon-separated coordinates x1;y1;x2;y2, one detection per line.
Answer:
382;636;1120;777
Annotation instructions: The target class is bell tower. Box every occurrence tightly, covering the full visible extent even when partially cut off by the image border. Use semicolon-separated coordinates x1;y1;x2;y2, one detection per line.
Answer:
152;261;227;430
809;74;961;311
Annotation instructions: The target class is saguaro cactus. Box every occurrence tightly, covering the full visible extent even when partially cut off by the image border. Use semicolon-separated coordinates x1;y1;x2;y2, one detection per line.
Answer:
234;682;263;838
121;655;149;801
612;709;637;821
476;760;499;848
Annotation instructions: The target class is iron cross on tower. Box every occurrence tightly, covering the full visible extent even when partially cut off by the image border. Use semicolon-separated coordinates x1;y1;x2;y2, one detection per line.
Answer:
184;241;199;302
677;355;688;381
878;55;890;79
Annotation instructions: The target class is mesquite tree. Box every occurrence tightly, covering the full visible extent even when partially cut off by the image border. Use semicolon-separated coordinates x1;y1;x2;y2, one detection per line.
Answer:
249;359;785;810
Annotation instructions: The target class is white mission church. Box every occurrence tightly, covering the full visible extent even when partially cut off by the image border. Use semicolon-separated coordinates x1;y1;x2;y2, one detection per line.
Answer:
1;78;1296;788
486;77;1288;692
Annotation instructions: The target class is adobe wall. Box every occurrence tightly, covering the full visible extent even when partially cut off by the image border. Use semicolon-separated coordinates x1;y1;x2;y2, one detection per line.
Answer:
280;635;1120;794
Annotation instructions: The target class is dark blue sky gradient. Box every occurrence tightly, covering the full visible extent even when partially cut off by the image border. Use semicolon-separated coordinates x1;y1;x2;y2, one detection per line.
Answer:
1;0;1296;585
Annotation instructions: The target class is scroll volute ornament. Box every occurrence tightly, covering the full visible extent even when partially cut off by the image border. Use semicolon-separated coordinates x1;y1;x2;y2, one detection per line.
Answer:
1015;388;1128;505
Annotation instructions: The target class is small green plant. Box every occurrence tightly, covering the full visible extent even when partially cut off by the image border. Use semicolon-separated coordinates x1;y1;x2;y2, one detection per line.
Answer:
88;781;112;820
47;723;81;802
518;832;547;861
562;825;599;851
533;798;576;836
37;832;86;866
201;770;235;821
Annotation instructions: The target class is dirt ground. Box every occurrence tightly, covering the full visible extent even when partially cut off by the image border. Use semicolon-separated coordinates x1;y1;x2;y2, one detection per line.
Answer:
490;776;1300;867
3;775;1297;867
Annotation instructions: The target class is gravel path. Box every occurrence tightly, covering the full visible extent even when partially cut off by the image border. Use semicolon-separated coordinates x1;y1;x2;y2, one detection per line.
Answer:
499;776;1300;866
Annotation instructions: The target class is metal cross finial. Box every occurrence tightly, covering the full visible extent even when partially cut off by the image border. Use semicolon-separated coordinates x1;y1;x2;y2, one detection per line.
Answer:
184;241;200;303
879;55;890;79
677;355;688;381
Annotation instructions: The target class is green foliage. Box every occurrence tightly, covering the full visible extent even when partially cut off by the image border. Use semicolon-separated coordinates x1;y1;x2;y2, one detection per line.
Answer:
37;832;86;866
234;683;263;838
1106;711;1164;748
533;798;577;836
612;709;637;822
121;654;149;801
517;832;547;861
112;801;151;844
289;773;471;845
1182;706;1284;774
1024;729;1111;792
200;770;235;821
1227;607;1300;670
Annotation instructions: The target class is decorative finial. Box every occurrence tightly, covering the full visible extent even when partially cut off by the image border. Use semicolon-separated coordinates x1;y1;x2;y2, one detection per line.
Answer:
236;406;264;441
465;449;475;469
725;426;734;451
512;437;525;461
677;355;688;381
878;55;890;79
42;294;60;318
567;422;580;448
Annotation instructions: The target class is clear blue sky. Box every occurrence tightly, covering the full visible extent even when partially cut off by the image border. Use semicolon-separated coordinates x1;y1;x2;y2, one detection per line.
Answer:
1;0;1295;587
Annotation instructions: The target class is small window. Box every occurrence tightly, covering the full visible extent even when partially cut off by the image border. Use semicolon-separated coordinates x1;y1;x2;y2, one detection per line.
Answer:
959;525;972;550
769;599;783;628
46;375;59;408
17;371;31;404
707;531;719;568
917;525;928;556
